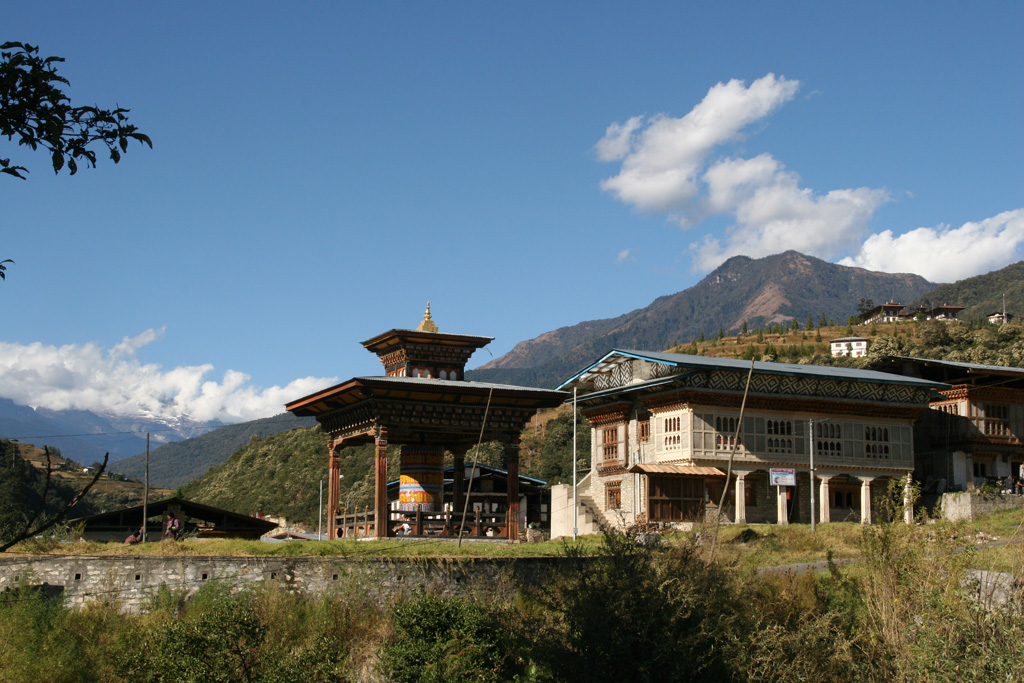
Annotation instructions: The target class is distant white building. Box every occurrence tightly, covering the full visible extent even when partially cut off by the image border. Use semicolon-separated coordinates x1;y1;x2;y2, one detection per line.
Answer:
830;337;869;358
987;311;1014;325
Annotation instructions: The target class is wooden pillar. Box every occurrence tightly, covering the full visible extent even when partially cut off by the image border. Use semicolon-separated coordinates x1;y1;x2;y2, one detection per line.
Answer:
453;448;466;525
327;442;341;540
506;439;521;541
374;427;389;539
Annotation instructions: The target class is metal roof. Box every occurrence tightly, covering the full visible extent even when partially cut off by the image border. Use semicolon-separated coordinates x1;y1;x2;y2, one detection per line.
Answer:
286;375;567;415
558;349;949;391
884;355;1024;377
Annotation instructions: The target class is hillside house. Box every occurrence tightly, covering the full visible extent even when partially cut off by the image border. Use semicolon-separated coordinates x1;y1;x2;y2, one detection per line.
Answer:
863;301;906;324
923;304;966;321
553;350;946;533
988;312;1014;324
868;356;1024;492
830;337;869;358
861;302;964;324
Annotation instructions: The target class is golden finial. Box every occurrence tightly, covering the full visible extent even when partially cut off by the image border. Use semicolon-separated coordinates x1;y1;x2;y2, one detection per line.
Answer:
416;302;439;333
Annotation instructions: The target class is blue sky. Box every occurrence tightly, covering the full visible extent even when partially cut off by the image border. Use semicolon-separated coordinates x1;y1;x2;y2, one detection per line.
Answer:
3;2;1023;423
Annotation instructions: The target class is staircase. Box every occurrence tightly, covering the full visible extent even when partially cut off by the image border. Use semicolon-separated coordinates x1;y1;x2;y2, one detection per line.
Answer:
572;473;607;535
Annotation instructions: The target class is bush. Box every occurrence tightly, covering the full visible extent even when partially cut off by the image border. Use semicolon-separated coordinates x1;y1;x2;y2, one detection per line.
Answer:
379;592;522;683
524;531;740;683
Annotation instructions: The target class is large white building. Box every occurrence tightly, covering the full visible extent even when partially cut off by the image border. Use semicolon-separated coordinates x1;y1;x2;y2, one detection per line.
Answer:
830;336;869;358
551;350;946;535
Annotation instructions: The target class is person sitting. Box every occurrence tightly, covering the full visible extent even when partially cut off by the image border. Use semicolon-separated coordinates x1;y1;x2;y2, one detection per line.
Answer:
164;512;181;540
124;528;142;544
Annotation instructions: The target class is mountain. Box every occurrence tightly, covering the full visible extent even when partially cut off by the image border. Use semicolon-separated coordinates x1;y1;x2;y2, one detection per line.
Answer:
0;398;219;464
468;251;938;388
113;412;317;489
909;260;1024;320
179;427;375;529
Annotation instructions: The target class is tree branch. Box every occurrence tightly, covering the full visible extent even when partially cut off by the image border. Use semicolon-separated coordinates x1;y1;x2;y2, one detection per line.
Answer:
0;452;108;552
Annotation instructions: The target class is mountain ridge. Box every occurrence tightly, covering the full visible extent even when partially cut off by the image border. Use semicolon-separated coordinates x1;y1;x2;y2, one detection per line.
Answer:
469;251;939;387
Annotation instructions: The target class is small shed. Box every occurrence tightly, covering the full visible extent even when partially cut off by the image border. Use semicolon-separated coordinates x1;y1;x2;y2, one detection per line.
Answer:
69;496;277;542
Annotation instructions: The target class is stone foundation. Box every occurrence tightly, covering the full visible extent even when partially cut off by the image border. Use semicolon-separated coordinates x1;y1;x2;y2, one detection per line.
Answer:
940;491;1024;522
0;554;558;613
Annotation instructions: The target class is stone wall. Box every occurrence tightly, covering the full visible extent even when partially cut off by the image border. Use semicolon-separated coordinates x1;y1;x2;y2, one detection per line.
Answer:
0;554;559;613
940;491;1024;522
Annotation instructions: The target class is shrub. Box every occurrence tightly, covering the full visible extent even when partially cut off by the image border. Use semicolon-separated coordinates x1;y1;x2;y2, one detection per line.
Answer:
379;591;522;683
524;531;740;683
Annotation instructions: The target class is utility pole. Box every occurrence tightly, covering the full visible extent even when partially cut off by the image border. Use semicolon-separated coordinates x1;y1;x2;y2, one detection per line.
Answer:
572;387;578;541
142;433;150;543
318;478;324;540
808;419;816;533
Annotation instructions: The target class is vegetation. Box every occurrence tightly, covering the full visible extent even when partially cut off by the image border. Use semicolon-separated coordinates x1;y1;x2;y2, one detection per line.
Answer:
178;426;371;528
669;316;1024;370
0;441;119;550
2;501;1022;682
1;41;150;179
519;407;591;485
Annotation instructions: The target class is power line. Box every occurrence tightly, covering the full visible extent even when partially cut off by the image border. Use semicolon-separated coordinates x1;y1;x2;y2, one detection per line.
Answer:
3;416;305;442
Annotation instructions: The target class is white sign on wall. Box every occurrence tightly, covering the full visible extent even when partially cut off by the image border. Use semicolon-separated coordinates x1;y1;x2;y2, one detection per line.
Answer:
770;468;796;487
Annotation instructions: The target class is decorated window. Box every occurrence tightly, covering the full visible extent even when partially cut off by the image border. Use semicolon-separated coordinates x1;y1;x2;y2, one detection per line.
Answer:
602;427;620;461
638;419;651;443
606;481;622;510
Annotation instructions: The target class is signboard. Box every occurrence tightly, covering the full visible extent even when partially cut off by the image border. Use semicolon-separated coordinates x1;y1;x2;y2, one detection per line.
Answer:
770;468;796;486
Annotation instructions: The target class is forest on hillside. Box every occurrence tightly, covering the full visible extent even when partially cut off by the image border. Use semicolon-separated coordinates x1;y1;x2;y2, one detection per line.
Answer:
676;318;1024;370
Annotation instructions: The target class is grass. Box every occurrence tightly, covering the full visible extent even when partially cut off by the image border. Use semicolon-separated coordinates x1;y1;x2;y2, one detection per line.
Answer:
9;534;608;559
9;505;1024;571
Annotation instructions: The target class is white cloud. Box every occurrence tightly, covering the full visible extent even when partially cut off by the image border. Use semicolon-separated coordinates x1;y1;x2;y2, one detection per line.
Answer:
0;329;336;423
597;74;799;215
691;155;892;270
616;249;631;263
839;209;1024;282
596;73;898;273
594;116;643;162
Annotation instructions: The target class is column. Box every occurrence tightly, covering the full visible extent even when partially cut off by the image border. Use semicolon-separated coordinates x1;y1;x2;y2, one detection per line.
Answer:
903;472;914;525
327;442;341;539
506;439;521;541
734;471;749;524
818;474;833;525
374;427;389;539
859;476;874;525
776;484;789;525
452;448;466;526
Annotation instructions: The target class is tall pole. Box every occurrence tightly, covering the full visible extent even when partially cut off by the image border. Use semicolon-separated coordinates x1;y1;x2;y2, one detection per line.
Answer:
318;478;324;540
572;387;578;541
142;432;150;543
808;419;816;533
